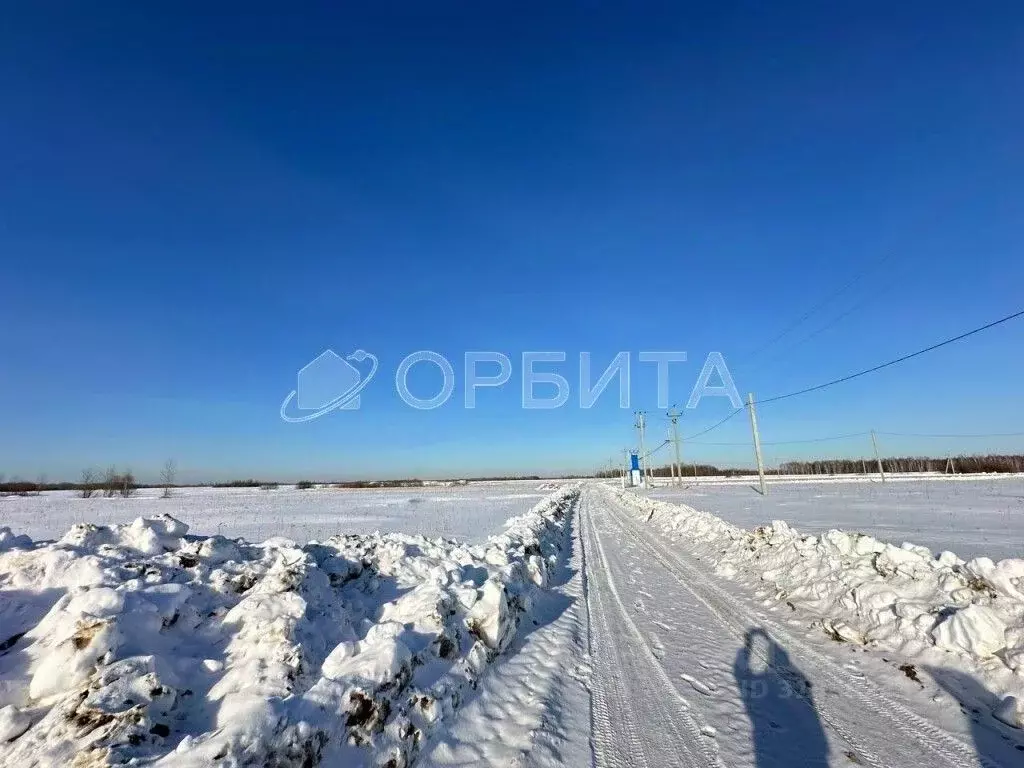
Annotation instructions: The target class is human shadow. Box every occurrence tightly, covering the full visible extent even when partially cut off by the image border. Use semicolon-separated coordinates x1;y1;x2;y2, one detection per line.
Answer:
734;628;830;767
925;665;1024;767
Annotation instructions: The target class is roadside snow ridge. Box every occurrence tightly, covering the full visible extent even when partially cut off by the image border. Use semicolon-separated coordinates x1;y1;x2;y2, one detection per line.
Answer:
0;485;579;767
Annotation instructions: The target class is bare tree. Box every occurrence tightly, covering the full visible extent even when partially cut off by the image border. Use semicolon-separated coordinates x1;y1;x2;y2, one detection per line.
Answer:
80;468;97;498
104;465;118;498
34;473;47;496
120;469;136;498
160;459;177;498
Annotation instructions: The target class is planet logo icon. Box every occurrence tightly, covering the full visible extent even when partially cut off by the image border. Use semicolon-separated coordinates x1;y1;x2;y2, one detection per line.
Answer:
280;349;378;423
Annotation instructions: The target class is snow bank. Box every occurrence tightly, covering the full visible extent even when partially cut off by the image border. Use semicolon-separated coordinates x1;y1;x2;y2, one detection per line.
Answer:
616;488;1024;717
0;485;579;766
0;527;31;552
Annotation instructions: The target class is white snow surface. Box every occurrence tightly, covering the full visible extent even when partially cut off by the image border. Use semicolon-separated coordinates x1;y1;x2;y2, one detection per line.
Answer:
648;474;1024;561
621;487;1024;721
5;480;1024;766
0;481;555;546
0;485;579;766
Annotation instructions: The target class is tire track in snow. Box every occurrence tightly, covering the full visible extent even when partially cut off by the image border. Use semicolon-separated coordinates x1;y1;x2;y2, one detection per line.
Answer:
601;487;1003;768
579;494;656;767
578;492;724;768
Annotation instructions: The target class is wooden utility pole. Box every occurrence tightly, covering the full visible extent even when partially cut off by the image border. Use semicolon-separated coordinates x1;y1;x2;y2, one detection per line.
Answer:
635;411;649;487
871;430;885;482
747;393;767;496
668;408;682;486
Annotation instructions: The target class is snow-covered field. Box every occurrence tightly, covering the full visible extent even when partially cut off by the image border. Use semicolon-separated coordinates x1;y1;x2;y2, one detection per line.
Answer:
0;481;555;545
4;478;1024;766
648;474;1024;561
0;486;579;765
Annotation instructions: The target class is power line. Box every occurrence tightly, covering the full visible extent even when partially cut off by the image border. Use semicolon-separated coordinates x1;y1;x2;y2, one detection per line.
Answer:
634;308;1022;447
749;288;895;378
682;408;745;440
741;254;893;364
757;308;1024;406
877;430;1024;439
657;427;1021;449
641;440;670;460
690;431;870;447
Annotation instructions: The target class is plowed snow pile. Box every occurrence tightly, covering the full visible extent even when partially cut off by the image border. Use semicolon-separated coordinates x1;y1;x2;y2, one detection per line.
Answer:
618;488;1024;723
0;485;578;766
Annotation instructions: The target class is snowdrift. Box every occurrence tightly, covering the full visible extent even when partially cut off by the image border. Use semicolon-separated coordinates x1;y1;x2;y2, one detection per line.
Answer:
0;485;579;766
616;488;1024;723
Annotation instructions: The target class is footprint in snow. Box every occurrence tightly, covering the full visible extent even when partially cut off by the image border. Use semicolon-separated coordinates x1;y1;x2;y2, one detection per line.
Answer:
634;599;646;613
681;673;716;696
649;633;665;659
653;620;674;632
570;663;593;682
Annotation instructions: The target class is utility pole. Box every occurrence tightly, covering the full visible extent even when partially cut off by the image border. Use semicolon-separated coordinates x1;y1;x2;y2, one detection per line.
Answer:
870;429;885;482
747;393;767;496
667;423;677;485
635;411;649;488
667;408;682;486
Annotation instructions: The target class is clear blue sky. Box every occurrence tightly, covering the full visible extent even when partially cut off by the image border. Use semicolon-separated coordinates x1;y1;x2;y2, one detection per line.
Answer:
2;2;1022;482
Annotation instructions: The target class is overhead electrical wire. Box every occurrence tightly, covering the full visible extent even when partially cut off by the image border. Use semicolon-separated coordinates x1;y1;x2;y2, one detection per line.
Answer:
756;307;1024;405
740;253;894;364
688;431;870;447
661;307;1023;442
876;430;1024;439
681;408;745;440
747;288;894;378
640;440;670;461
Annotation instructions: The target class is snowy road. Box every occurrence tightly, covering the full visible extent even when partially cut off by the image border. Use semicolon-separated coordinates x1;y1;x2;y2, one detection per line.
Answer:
5;484;1024;766
430;484;1024;767
577;484;1000;767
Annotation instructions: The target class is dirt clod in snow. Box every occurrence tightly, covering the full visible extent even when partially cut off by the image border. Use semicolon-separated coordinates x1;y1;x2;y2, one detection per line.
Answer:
898;663;921;683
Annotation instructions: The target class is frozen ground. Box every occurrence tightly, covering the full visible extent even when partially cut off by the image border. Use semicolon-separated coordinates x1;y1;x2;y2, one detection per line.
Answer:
564;486;1024;767
0;487;578;766
4;482;1024;766
0;481;553;545
428;484;1024;767
647;474;1024;561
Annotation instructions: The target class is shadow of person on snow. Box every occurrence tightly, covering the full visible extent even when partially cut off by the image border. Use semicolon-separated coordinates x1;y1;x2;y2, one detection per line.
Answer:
925;665;1024;767
734;628;830;767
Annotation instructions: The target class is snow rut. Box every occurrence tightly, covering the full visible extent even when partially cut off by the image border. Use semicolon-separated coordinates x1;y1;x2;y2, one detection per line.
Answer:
599;486;1001;768
579;491;724;768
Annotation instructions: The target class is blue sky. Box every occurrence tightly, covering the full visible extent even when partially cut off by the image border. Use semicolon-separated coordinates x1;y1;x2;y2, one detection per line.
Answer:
1;2;1022;482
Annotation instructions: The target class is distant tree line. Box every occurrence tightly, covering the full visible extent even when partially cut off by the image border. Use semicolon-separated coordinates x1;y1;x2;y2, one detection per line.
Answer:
11;454;1017;496
79;467;137;498
0;473;546;495
593;453;1024;478
779;454;1024;475
595;463;752;478
0;467;137;498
